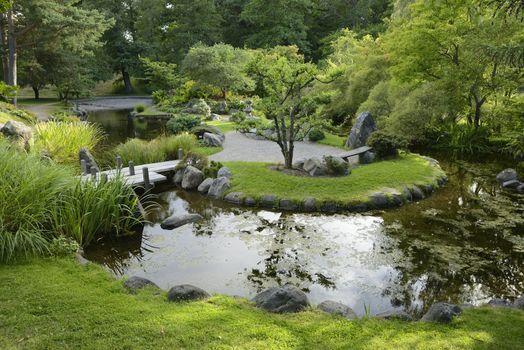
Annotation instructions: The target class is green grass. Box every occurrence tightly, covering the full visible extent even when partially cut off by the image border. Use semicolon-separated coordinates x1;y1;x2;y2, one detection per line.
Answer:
195;146;223;156
207;120;237;133
225;154;444;203
0;101;36;124
317;132;348;149
0;257;522;349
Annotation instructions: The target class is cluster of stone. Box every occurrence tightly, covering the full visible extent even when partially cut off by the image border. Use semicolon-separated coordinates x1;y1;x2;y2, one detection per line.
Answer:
496;168;524;193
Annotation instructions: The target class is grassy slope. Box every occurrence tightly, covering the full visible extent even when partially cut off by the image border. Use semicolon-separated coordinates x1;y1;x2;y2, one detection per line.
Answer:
225;154;444;202
0;258;522;350
317;132;348;149
207;120;237;133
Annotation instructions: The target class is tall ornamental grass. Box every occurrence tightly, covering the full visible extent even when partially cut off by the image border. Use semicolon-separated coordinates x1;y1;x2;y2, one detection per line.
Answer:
114;133;199;165
0;140;144;263
33;121;104;166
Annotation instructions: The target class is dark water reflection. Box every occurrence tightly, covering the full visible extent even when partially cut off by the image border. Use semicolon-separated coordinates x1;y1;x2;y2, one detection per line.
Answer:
87;109;165;145
85;153;524;317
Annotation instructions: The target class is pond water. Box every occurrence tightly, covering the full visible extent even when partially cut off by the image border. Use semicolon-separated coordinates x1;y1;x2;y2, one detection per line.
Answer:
87;109;164;146
84;153;524;317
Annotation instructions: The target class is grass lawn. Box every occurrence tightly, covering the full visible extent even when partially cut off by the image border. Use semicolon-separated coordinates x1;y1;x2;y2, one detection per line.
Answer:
207;120;237;133
225;153;444;203
0;258;522;349
196;146;224;156
317;132;347;149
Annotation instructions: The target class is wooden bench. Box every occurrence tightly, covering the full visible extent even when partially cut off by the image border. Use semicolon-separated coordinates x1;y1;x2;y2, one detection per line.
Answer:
339;146;373;163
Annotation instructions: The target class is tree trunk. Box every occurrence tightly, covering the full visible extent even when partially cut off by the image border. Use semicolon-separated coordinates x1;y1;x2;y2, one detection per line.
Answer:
222;89;227;100
7;9;16;105
473;96;486;129
32;86;39;99
0;14;9;84
122;68;133;94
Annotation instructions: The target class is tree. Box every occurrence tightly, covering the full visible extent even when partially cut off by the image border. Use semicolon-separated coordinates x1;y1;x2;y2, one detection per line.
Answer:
241;0;312;55
247;46;322;168
163;0;223;62
0;0;110;102
182;43;254;99
141;57;179;92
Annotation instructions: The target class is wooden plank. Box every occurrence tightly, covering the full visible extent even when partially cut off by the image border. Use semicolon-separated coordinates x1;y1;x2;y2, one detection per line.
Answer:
340;146;372;160
103;160;180;177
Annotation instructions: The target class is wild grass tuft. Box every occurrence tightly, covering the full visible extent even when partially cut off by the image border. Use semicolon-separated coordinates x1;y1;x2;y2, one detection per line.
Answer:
33;121;104;167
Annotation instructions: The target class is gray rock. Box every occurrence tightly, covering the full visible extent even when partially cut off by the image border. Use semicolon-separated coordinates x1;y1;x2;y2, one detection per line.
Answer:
422;184;434;195
513;296;524;309
279;199;298;211
402;187;413;202
496;168;518;185
173;168;185;184
217;100;228;114
320;202;339;213
203;132;224;147
79;148;98;174
303;157;322;173
207;177;230;199
293;158;306;170
124;276;159;293
224;192;243;205
410;186;425;200
244;197;257;207
167;284;210;302
376;310;413;321
309;164;328;177
517;184;524;193
161;213;203;230
1;120;34;150
75;252;89;266
368;192;388;209
488;298;511;307
210;113;221;121
303;197;316;211
198;178;214;194
253;284;310;313
260;195;277;208
359;151;376;164
318;300;357;319
383;189;403;207
181;166;204;190
345;111;377;148
348;203;368;212
217;167;232;178
421;303;462;323
324;156;350;176
502;180;522;190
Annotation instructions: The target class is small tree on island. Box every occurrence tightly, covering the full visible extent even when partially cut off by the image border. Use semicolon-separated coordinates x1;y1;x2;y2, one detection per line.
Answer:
248;46;333;169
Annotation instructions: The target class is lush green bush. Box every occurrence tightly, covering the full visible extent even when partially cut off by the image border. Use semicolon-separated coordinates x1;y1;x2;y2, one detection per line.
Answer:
48;237;80;257
308;128;325;142
0;140;72;263
367;131;408;159
51;178;142;247
204;160;224;178
166;114;201;135
155;134;199;160
134;103;146;113
33;122;104;167
114;138;166;165
190;124;224;138
176;151;209;171
323;155;349;176
230;111;247;123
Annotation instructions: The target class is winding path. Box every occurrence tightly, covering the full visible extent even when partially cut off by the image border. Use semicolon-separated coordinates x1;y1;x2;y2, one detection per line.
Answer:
210;132;352;163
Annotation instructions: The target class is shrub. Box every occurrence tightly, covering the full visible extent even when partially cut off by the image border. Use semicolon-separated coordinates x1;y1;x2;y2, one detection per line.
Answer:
114;138;166;165
166;114;201;135
48;237;80;257
204;160;224;178
308;128;325;142
323;156;349;176
177;151;209;171
0;102;36;124
182;99;211;117
135;103;146;113
33;122;104;167
367;131;408;159
231;111;247;123
51;178;142;247
190;124;224;138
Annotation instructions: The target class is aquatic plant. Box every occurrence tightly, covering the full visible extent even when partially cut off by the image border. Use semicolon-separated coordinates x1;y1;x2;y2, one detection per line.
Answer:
33;121;104;166
114;138;166;165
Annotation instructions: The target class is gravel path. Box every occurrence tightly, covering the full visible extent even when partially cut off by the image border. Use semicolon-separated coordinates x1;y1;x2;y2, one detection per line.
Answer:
210;132;352;163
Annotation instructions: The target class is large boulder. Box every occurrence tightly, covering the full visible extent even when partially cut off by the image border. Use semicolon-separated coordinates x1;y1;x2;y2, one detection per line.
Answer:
198;178;214;194
303;157;328;177
124;276;159;293
224;192;243;204
181;166;204;190
160;213;203;230
1;120;34;150
217;167;232;178
207;177;230;199
345;111;377;149
203;132;224;147
496;169;518;185
173;168;185;184
421;303;462;323
253;284;310;313
79;148;99;173
318;300;357;319
167;284;210;302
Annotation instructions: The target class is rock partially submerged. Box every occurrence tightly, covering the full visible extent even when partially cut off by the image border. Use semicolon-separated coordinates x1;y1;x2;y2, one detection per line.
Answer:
181;166;204;190
207;177;230;199
318;300;357;319
160;213;203;230
253;285;310;313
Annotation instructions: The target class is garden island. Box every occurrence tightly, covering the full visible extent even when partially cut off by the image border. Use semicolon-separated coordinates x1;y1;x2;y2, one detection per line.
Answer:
0;0;523;349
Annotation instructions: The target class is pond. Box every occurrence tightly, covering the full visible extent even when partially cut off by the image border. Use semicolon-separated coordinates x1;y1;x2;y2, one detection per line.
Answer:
85;108;524;317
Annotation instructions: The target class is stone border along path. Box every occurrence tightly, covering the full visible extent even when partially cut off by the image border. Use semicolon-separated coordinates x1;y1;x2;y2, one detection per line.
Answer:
209;131;357;164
